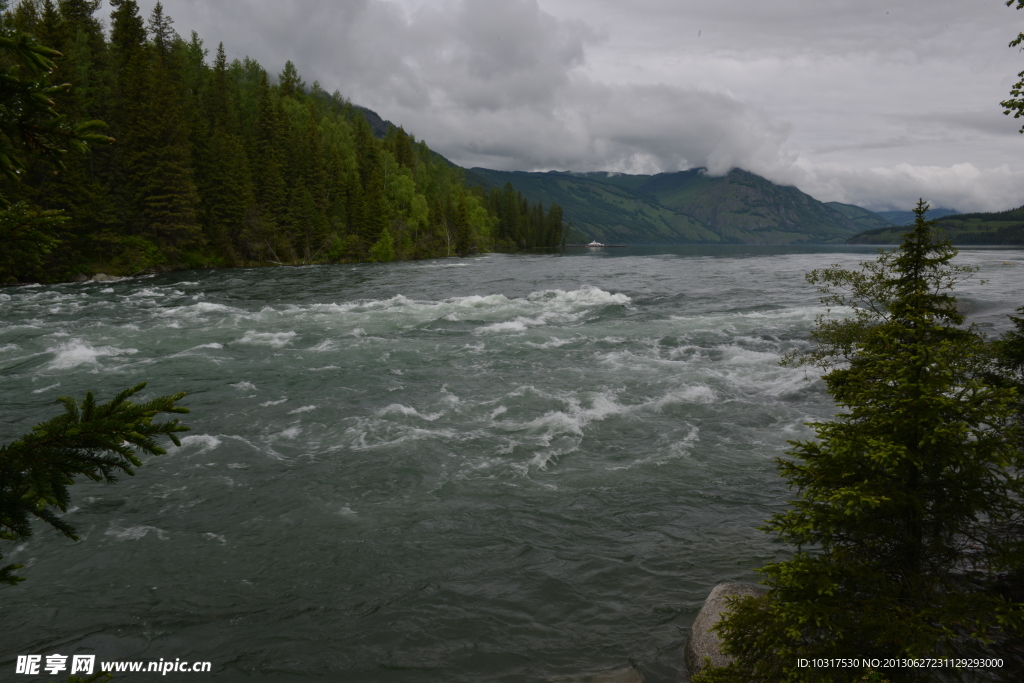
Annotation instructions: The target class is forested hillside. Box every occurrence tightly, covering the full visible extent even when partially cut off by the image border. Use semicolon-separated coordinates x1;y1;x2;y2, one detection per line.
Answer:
0;0;562;283
847;205;1024;245
466;168;870;244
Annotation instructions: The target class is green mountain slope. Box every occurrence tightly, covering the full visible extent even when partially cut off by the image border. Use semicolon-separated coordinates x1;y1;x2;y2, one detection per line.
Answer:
639;169;862;243
465;167;864;244
826;202;894;231
847;206;1024;245
874;207;959;227
464;169;720;244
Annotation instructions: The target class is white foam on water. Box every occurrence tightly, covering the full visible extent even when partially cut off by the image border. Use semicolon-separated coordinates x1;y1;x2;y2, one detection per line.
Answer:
495;391;632;473
101;288;114;293
130;288;164;297
47;339;138;370
260;397;288;406
231;381;257;391
668;427;701;458
106;525;168;541
272;286;628;338
668;305;851;334
308;339;337;352
237;330;296;348
178;281;199;286
202;533;227;544
341;421;461;451
279;426;301;439
31;383;61;394
0;293;10;302
377;403;444;421
525;337;574;348
288;405;317;414
528;285;630;307
610;425;702;470
0;343;18;353
158;301;243;320
647;384;717;410
349;328;366;337
178;434;222;452
474;317;536;334
171;342;224;358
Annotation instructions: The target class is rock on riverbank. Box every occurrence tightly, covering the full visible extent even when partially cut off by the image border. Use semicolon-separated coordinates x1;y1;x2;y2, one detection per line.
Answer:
684;582;767;678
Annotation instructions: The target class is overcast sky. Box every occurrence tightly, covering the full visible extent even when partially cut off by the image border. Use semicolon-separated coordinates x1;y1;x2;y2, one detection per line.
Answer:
114;0;1024;212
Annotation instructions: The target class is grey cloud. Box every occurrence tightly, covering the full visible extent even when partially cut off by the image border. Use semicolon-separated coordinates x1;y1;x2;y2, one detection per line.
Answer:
140;0;790;174
768;161;1024;213
127;0;1024;212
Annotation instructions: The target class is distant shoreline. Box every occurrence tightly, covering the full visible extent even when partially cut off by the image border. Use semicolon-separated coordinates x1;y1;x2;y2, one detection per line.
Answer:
563;243;628;248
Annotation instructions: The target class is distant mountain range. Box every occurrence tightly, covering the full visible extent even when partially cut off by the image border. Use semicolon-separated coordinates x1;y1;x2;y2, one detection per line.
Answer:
847;206;1024;245
871;207;961;226
356;106;1017;245
464;168;877;244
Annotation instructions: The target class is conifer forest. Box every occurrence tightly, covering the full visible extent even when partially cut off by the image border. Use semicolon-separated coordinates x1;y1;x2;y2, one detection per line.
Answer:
0;0;564;284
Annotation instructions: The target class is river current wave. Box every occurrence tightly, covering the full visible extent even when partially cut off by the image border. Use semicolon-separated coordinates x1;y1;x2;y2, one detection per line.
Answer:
2;246;1021;682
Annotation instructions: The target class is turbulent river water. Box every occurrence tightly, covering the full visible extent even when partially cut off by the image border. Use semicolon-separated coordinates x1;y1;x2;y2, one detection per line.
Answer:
2;246;1022;682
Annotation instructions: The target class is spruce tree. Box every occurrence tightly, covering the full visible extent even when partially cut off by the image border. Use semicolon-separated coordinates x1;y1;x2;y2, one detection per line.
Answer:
118;2;202;260
196;42;252;263
278;59;304;99
546;203;563;247
454;189;471;255
248;67;287;261
696;202;1024;683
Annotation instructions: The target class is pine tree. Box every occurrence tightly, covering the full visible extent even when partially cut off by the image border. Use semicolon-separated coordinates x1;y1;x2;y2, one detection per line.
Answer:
696;202;1024;683
454;189;471;255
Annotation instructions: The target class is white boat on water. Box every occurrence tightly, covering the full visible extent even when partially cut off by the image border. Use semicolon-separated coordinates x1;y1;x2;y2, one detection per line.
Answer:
586;240;605;247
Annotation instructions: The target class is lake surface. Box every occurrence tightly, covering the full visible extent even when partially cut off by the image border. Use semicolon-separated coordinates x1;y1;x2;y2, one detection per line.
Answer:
2;245;1022;682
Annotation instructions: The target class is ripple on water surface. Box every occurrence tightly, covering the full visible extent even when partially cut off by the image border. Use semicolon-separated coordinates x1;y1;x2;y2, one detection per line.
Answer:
2;247;1021;682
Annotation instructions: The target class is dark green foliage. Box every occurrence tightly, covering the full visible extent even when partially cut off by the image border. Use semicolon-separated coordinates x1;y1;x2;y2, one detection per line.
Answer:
695;202;1024;683
848;205;1024;245
0;383;189;586
483;180;563;249
1;1;554;280
988;307;1024;439
0;200;63;282
1002;1;1024;132
455;189;471;255
468;167;851;245
0;18;109;203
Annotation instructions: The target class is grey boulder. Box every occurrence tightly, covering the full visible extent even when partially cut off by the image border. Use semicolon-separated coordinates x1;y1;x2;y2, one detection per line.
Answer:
684;582;767;678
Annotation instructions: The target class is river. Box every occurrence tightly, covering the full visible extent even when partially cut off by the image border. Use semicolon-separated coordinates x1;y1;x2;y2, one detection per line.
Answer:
2;246;1021;682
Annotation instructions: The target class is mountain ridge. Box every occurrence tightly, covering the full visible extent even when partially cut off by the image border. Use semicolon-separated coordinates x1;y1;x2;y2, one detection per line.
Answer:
464;167;872;244
847;206;1024;245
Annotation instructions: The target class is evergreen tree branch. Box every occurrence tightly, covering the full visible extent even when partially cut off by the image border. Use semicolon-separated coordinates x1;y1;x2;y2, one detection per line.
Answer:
0;383;189;586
